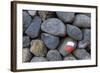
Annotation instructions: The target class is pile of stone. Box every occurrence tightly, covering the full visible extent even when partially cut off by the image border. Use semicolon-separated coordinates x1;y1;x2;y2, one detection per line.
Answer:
22;10;91;62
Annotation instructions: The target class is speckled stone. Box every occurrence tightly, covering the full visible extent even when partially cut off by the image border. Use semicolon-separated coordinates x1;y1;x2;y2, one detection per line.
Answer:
59;38;77;57
66;24;82;40
30;39;47;56
23;11;32;31
73;14;91;28
47;50;62;61
41;33;59;49
31;57;47;62
22;48;33;62
25;16;42;38
56;12;75;23
41;18;66;36
73;48;91;60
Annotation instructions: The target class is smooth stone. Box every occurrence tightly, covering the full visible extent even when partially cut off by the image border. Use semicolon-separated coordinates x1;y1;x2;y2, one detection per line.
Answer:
73;14;91;27
28;10;37;16
47;50;62;61
73;48;91;60
41;18;66;36
23;36;30;48
25;16;42;38
38;11;56;21
23;11;32;31
56;12;75;23
22;48;33;62
31;57;47;62
78;29;91;48
59;37;77;57
30;39;47;56
64;54;76;60
67;24;82;40
41;33;59;49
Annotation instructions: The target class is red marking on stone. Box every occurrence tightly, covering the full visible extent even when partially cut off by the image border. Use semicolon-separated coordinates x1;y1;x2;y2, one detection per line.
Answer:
64;45;74;53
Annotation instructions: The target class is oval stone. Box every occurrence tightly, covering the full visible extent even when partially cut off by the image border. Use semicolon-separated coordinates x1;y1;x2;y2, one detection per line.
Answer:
41;18;66;36
31;57;47;62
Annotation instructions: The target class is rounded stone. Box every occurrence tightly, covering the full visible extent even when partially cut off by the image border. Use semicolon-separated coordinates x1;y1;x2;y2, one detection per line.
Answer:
22;48;33;62
67;24;82;40
78;29;91;48
47;50;62;61
30;39;47;56
41;18;66;37
41;33;59;49
56;12;75;23
25;16;42;38
73;48;91;60
31;57;47;62
59;38;77;57
23;11;32;31
28;10;37;16
23;36;30;48
64;54;76;60
73;14;91;28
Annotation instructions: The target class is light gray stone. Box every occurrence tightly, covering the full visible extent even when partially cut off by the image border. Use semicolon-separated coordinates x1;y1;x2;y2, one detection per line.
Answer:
31;57;47;62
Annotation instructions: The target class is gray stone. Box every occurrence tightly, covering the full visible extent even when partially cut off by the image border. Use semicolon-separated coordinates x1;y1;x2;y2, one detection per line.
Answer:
47;50;62;61
56;12;75;23
28;10;36;16
38;11;55;21
41;18;66;36
25;16;42;38
67;24;82;40
30;39;47;56
73;48;91;60
23;11;32;31
23;36;30;48
31;57;47;62
22;48;33;62
59;38;77;57
64;54;76;60
41;33;59;49
78;29;91;48
73;14;91;27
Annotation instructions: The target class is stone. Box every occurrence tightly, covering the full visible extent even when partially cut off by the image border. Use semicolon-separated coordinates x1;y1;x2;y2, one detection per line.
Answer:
73;48;91;60
38;11;56;21
66;24;82;40
78;29;91;48
41;33;59;49
56;12;75;23
59;38;77;57
25;16;42;38
23;36;30;48
23;11;32;31
28;10;37;16
22;48;33;62
73;14;91;27
47;50;62;61
31;57;47;62
41;18;66;36
30;39;47;56
64;54;76;60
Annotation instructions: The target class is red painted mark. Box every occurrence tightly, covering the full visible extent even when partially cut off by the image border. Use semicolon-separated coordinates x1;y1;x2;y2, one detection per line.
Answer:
64;45;74;53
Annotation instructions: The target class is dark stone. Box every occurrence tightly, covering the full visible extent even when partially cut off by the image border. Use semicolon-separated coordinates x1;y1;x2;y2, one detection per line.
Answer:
31;57;47;62
73;14;91;27
41;18;66;36
41;33;59;49
23;36;30;48
67;24;82;40
56;12;75;23
23;11;32;31
47;50;62;61
25;16;42;38
64;54;76;60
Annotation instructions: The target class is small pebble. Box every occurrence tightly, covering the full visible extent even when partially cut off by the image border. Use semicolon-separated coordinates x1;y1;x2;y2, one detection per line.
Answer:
64;54;76;60
41;33;59;49
31;57;47;62
23;36;30;48
47;50;62;61
28;10;37;16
